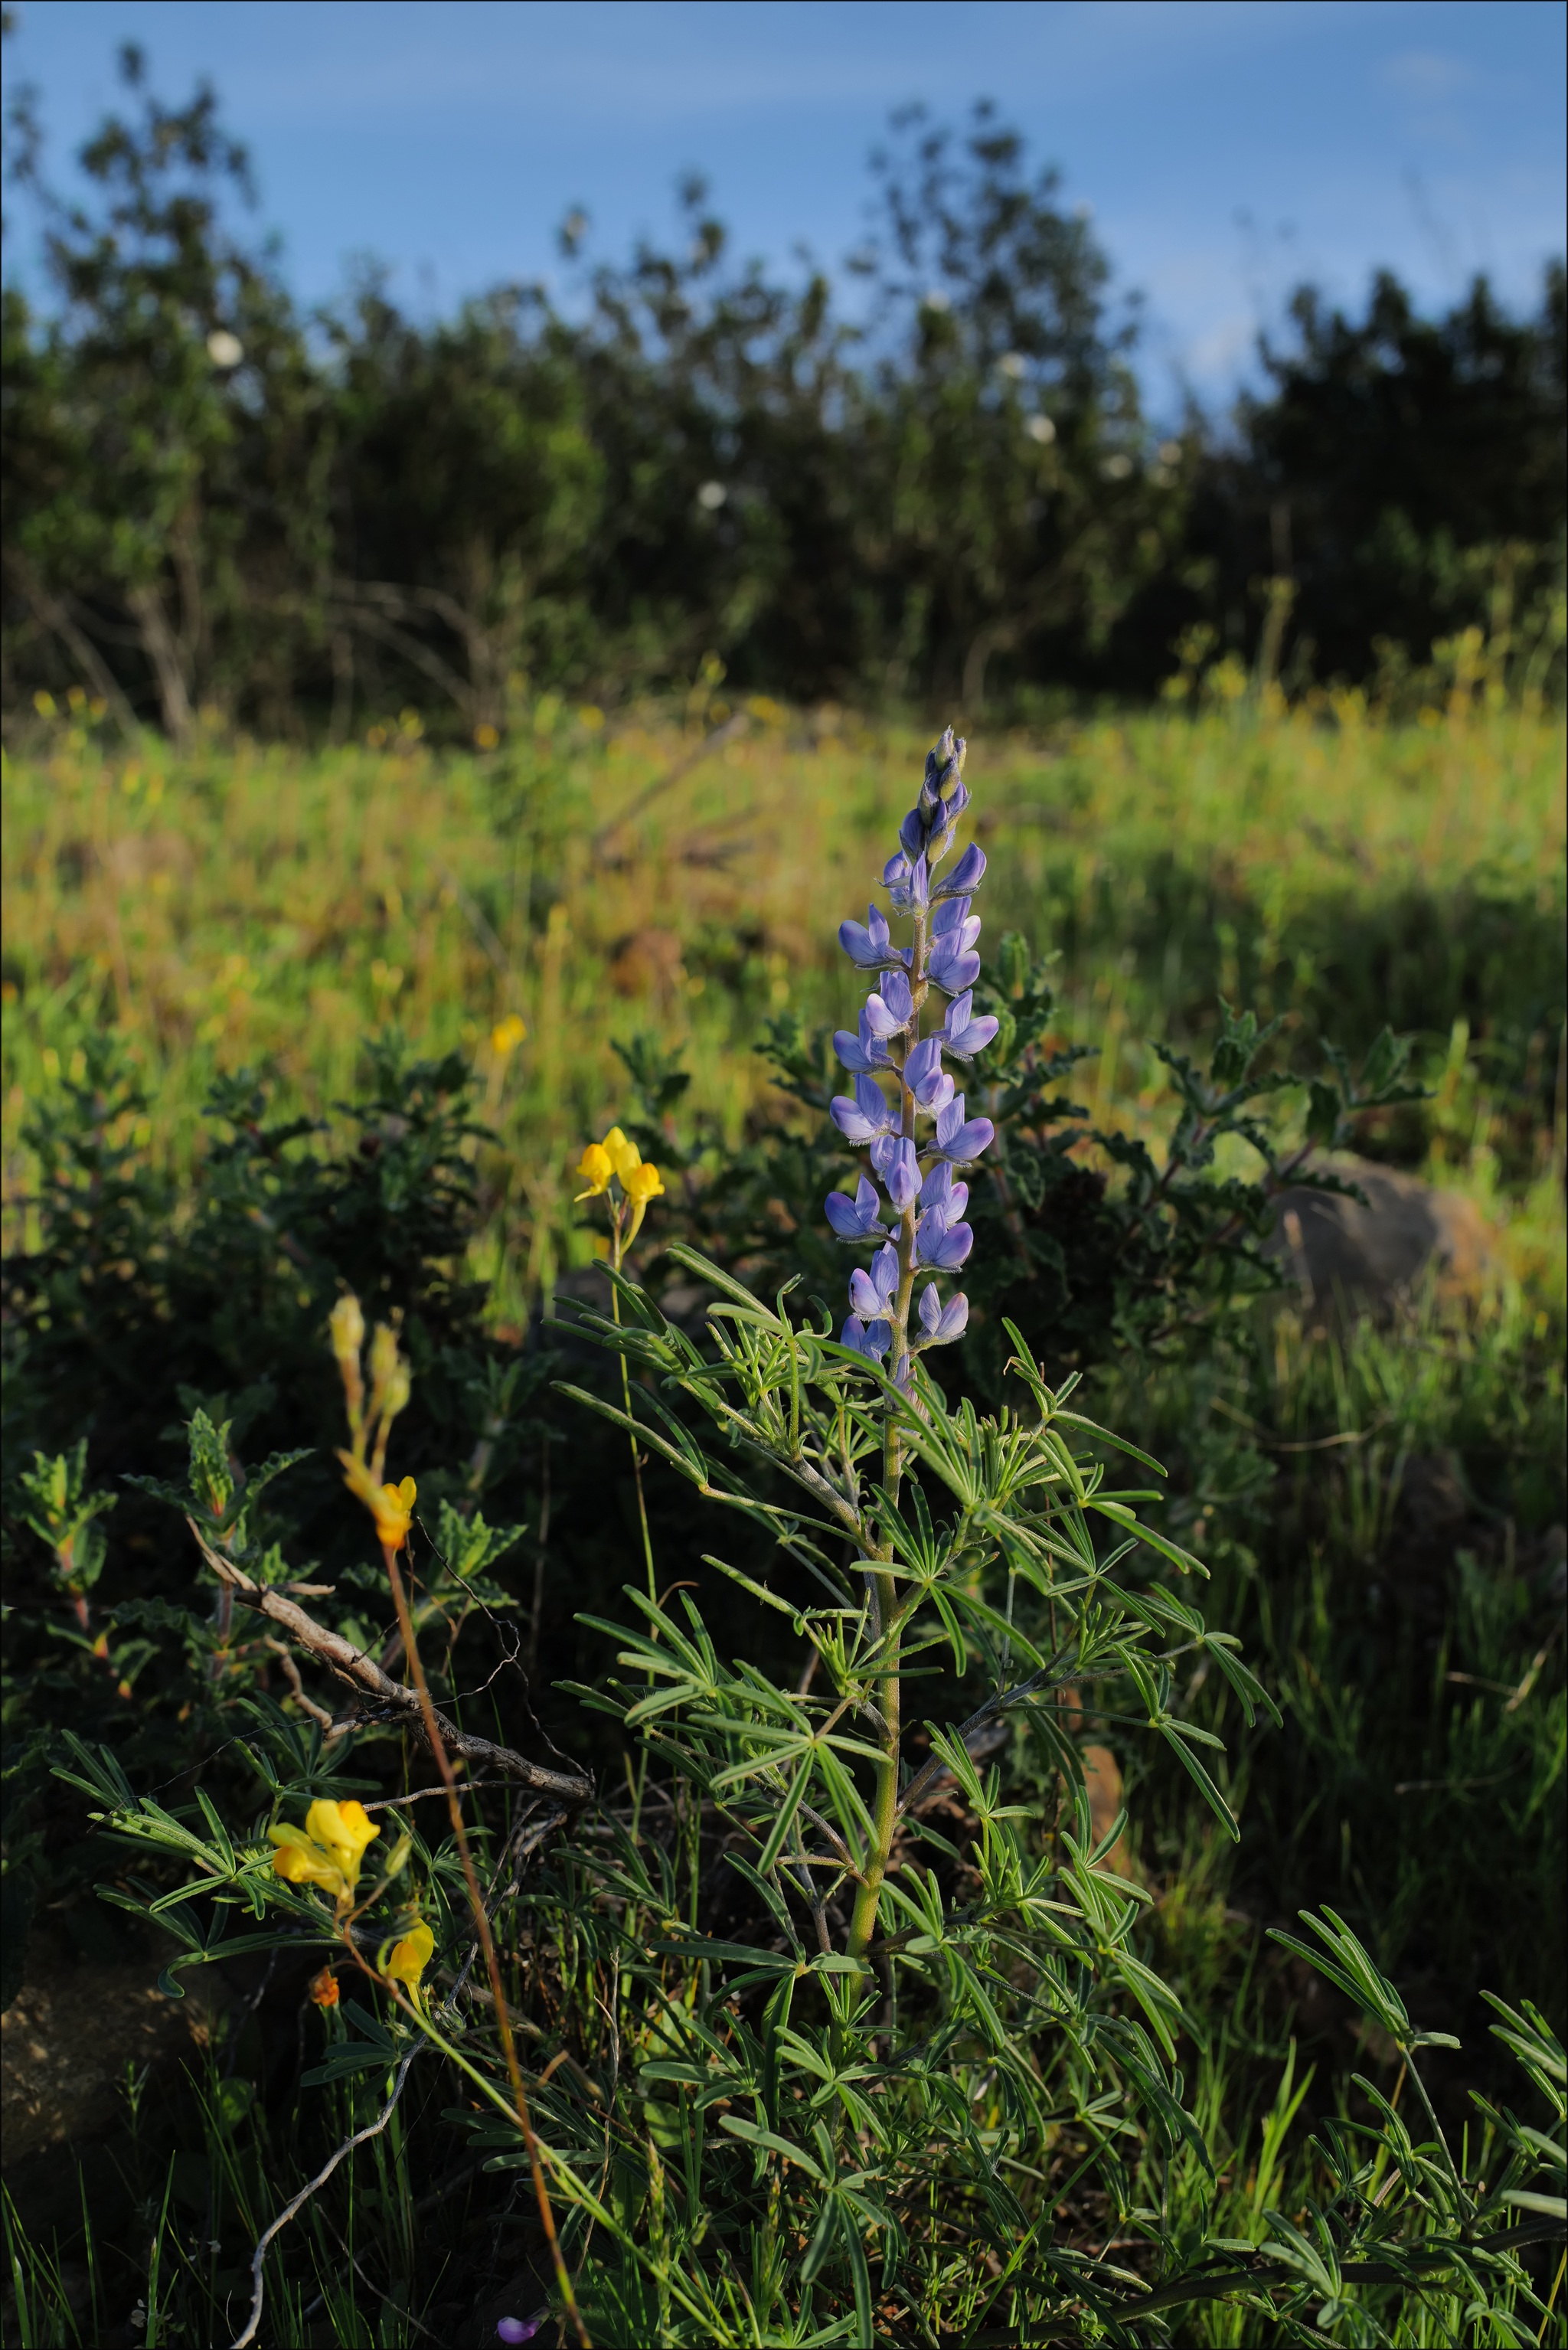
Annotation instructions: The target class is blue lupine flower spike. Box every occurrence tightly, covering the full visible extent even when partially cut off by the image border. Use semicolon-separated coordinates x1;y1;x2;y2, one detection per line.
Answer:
827;725;987;1395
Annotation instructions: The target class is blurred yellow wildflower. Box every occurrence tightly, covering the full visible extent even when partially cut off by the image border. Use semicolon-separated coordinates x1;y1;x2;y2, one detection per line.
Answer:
491;1013;527;1057
573;1142;613;1198
622;1160;666;1245
601;1126;642;1184
384;1920;435;2008
474;722;500;750
270;1798;381;1910
308;1965;340;2008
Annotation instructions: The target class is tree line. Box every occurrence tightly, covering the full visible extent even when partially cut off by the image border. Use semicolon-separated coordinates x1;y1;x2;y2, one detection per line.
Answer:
3;34;1563;742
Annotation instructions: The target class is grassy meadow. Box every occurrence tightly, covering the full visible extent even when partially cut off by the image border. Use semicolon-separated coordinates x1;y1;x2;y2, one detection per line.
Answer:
4;688;1563;1309
2;688;1565;2346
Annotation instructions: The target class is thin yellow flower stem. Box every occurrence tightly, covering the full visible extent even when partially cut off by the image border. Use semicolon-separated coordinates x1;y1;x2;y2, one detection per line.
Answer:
382;1540;590;2350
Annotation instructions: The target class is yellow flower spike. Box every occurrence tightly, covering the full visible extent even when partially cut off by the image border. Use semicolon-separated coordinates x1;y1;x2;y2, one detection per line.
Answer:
623;1160;665;1247
573;1142;612;1199
600;1126;643;1185
384;1920;436;2008
491;1014;527;1056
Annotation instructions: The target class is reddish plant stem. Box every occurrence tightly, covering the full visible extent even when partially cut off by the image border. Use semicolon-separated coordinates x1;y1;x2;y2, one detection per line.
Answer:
383;1541;590;2349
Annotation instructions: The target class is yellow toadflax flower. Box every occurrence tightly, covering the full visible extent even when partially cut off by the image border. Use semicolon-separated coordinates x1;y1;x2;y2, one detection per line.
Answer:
622;1159;666;1244
573;1142;613;1198
573;1126;665;1253
269;1798;381;1910
384;1920;435;2008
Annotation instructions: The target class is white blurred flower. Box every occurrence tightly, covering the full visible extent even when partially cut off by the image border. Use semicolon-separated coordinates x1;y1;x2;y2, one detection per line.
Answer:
206;329;243;369
996;351;1027;380
696;480;727;511
1101;453;1134;480
1024;413;1056;445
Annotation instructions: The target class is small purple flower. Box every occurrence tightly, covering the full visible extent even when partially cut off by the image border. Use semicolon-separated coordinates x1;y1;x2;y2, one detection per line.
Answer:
864;970;914;1038
841;1312;892;1361
903;1034;956;1116
920;1162;969;1221
916;1283;970;1345
835;1009;895;1074
496;2318;546;2347
942;989;1001;1061
831;1074;901;1145
930;1093;995;1163
915;1209;973;1271
839;904;908;972
929;930;982;996
932;842;986;900
825;1174;889;1241
883;851;930;912
880;1136;922;1212
850;1243;900;1320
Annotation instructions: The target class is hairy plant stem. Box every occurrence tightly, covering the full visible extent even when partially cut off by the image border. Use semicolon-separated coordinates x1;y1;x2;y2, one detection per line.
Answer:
383;1541;590;2349
846;905;928;1970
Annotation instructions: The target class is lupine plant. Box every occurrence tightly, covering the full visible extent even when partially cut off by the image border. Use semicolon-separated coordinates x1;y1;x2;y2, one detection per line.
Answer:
19;731;1564;2346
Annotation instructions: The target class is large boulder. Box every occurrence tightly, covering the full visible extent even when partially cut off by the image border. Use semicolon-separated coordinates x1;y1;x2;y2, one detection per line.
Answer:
1267;1157;1493;1316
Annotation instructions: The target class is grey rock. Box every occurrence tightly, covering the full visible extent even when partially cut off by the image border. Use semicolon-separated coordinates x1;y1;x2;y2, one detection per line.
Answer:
1267;1157;1494;1317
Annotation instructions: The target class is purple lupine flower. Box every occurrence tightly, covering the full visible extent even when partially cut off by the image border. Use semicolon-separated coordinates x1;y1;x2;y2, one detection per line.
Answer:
916;1283;970;1345
879;1136;922;1211
884;851;929;910
932;895;977;940
931;842;985;900
841;1312;893;1361
835;1008;896;1074
942;989;1001;1061
920;1162;969;1221
929;929;982;997
864;970;914;1038
497;2318;547;2347
839;904;908;971
903;1034;956;1116
930;1093;995;1162
831;1074;901;1145
850;1243;900;1320
825;1174;889;1242
915;1210;973;1271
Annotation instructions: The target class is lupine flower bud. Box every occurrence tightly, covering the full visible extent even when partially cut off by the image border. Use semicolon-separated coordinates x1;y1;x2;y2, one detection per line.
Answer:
880;1137;921;1211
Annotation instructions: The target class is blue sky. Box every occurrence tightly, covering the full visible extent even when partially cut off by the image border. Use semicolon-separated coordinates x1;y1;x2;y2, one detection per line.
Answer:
6;0;1563;405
